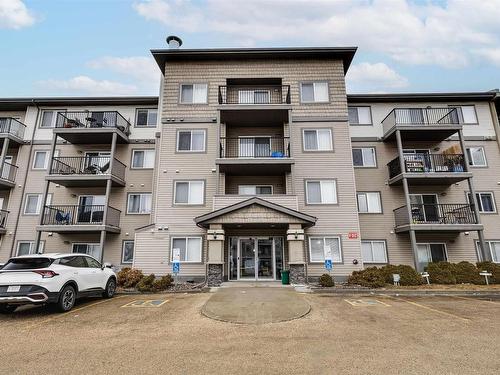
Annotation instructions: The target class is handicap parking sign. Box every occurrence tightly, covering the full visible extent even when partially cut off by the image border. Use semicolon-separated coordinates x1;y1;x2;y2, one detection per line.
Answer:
172;262;180;274
324;259;333;270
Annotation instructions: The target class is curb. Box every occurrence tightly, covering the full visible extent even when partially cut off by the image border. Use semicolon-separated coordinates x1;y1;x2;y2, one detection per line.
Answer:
117;289;206;295
311;288;500;297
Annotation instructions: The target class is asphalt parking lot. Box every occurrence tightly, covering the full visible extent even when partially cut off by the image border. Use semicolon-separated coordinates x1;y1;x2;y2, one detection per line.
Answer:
1;290;499;375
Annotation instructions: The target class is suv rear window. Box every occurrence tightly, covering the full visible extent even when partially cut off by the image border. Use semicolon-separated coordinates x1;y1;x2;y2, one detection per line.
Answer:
2;258;54;270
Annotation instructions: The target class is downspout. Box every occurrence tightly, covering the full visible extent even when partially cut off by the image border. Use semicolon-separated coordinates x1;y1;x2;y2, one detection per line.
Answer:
9;100;40;257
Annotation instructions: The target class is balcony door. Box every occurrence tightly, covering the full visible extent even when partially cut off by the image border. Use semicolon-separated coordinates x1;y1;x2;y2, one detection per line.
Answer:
410;194;439;222
417;243;447;271
238;90;270;104
403;149;432;172
84;152;111;174
78;195;105;224
238;136;271;158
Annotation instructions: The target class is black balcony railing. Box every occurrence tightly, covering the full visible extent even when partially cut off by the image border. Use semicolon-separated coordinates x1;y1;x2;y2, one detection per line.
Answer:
55;111;130;135
394;204;477;227
50;156;126;181
0;117;26;139
0;209;8;228
388;153;466;179
0;161;18;183
41;205;121;227
382;107;460;134
220;137;290;158
218;85;291;105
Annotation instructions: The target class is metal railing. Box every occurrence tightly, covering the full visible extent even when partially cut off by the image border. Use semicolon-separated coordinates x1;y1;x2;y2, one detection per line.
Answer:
0;209;8;228
220;137;290;158
50;156;126;180
0;117;26;139
394;204;477;226
218;85;291;104
41;205;121;227
388;153;466;178
0;161;18;183
55;111;130;135
382;107;460;134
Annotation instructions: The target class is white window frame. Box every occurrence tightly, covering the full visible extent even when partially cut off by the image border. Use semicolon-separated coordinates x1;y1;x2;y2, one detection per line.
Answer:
348;106;373;125
357;192;382;213
135;108;158;127
122;240;135;264
32;150;59;170
361;240;388;264
16;241;44;256
238;185;273;195
24;193;52;215
300;82;329;103
476;241;500;263
467;191;496;213
308;236;342;263
180;83;208;104
176;129;206;152
127;193;152;214
170;236;203;263
131;149;155;169
40;109;66;128
174;180;205;205
416;242;448;265
71;243;101;260
305;180;337;204
466;147;487;167
302;129;333;151
450;105;478;125
352;147;377;167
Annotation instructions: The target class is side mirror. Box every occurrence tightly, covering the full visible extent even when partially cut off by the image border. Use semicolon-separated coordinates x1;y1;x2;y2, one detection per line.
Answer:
103;262;113;269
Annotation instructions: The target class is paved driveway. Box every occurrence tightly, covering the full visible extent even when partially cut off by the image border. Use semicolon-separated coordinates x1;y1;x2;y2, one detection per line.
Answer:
0;291;499;374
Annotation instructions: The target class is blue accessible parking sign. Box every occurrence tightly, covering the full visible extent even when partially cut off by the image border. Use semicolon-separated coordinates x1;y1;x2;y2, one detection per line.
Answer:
172;262;180;274
324;259;333;270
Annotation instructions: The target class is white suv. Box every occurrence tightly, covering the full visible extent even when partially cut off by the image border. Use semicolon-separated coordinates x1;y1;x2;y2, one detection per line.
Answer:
0;253;116;313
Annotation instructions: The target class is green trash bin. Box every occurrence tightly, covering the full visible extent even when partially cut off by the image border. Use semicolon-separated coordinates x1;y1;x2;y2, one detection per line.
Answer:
281;270;290;285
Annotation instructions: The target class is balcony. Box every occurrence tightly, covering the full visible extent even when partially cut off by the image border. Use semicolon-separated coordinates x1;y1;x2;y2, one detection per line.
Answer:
393;203;482;233
47;156;126;187
0;117;26;145
218;85;291;125
0;209;8;234
213;195;298;211
38;205;121;233
387;153;471;185
54;111;130;144
382;108;461;141
217;137;293;175
0;161;17;189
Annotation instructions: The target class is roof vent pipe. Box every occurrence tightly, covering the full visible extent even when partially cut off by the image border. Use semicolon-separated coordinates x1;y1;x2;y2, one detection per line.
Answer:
166;35;183;49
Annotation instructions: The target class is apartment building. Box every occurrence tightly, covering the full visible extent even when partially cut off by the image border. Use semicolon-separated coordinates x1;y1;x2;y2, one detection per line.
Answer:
0;97;159;266
1;42;500;286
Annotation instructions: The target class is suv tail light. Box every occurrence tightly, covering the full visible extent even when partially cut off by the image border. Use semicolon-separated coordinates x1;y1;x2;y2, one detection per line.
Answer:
32;270;59;278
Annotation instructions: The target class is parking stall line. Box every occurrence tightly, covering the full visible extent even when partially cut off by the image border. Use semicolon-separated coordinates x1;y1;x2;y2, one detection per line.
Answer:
449;295;500;305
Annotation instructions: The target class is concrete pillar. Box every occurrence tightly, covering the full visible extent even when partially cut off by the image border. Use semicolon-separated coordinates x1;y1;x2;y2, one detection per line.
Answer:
287;223;306;284
207;224;224;286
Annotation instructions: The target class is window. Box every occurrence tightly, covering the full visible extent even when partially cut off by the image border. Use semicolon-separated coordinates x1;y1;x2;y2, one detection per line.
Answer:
180;84;208;104
238;90;270;104
132;150;155;169
306;180;337;204
352;148;376;167
309;237;342;263
171;237;202;262
174;181;204;205
238;185;273;195
122;241;134;264
450;105;478;124
417;243;447;270
40;110;65;128
177;130;206;152
16;241;44;256
467;192;496;213
466;147;487;167
127;193;152;214
300;82;329;103
362;241;387;263
357;192;382;213
59;256;87;268
24;194;52;215
32;150;59;170
136;109;157;127
86;257;101;268
303;129;333;151
348;107;372;125
72;243;101;261
477;241;500;263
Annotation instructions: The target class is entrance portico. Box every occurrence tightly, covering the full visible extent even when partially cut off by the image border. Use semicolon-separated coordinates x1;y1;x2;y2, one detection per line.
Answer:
194;197;317;286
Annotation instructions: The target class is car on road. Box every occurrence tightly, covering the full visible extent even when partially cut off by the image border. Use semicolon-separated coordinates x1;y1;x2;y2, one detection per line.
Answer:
0;253;116;313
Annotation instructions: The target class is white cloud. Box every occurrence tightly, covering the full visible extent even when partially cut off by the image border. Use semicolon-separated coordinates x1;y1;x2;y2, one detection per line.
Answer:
475;48;500;66
347;62;409;92
0;0;35;29
132;0;500;69
38;76;137;96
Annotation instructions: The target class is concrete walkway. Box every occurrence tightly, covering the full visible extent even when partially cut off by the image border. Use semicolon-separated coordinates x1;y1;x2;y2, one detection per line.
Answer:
201;287;311;324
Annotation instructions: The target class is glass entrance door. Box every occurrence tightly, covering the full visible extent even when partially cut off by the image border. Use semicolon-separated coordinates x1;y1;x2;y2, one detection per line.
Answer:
239;238;256;279
257;239;274;279
232;237;280;280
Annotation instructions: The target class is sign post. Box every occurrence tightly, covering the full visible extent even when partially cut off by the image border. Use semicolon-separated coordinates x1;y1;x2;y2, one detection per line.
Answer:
172;248;180;285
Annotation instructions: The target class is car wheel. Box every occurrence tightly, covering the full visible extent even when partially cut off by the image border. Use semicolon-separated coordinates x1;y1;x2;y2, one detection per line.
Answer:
0;304;17;314
103;278;116;299
57;285;76;312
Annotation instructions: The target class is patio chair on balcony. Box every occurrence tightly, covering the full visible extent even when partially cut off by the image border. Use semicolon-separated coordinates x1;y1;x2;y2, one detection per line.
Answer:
55;210;71;225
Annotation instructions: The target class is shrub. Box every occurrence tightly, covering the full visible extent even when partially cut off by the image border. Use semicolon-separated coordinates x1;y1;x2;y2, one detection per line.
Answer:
347;267;386;288
380;264;423;286
117;268;144;288
318;273;334;287
453;261;483;284
477;262;500;284
136;274;156;292
153;275;174;291
426;262;456;284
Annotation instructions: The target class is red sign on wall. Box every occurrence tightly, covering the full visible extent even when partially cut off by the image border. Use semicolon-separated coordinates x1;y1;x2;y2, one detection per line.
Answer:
348;232;358;239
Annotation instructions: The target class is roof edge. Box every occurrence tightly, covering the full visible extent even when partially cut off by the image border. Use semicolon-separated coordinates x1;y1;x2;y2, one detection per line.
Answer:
347;92;496;103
